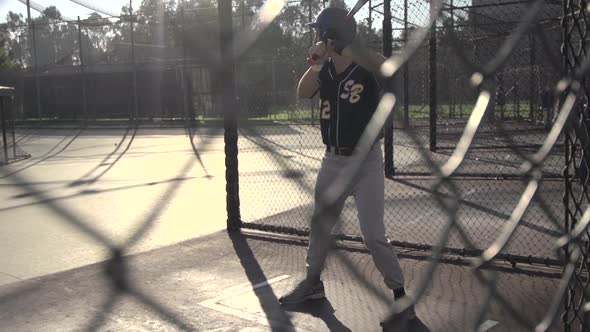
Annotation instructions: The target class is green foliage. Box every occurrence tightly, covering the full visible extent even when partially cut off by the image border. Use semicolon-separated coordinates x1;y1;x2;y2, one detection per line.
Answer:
0;33;15;70
1;0;386;70
3;12;26;68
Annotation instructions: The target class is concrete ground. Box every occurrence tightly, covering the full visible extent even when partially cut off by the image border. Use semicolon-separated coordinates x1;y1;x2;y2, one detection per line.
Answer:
0;126;568;331
0;126;228;286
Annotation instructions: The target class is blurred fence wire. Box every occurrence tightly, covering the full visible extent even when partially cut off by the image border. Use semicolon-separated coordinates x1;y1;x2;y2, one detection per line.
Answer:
0;0;589;330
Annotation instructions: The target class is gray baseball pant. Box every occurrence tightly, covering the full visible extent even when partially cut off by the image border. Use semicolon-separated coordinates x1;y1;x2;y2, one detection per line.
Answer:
305;141;405;290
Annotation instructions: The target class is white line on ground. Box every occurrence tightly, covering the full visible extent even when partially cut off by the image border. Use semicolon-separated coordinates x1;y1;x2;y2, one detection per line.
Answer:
468;319;499;332
198;274;312;331
202;274;291;304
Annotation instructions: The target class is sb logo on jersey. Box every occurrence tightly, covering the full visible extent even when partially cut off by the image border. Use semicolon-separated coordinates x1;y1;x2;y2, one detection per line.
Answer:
340;80;364;104
320;80;365;120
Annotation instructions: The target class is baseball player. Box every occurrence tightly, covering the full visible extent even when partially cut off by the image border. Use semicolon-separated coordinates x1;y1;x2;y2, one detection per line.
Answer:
278;5;416;322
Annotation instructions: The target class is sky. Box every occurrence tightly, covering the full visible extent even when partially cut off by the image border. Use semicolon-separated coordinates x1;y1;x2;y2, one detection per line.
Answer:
0;0;130;21
0;0;377;24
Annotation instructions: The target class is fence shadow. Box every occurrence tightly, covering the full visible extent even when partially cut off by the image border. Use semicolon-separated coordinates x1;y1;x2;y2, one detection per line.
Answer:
281;298;352;332
228;231;296;331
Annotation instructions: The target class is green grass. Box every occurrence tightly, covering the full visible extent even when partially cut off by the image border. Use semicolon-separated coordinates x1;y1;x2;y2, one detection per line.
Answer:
241;102;540;122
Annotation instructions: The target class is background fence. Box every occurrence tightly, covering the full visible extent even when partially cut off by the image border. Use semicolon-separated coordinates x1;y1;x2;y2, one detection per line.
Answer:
236;0;567;268
0;86;30;165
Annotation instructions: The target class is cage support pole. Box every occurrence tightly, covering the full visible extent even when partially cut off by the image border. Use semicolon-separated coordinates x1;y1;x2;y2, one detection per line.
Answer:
26;0;41;119
529;34;536;121
383;0;395;175
130;0;139;121
77;17;88;122
403;0;409;128
429;1;437;152
309;0;315;126
1;97;8;163
219;0;241;231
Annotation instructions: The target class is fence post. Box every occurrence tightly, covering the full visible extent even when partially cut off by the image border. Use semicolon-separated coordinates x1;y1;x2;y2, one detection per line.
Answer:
130;0;139;121
180;5;186;120
219;0;242;232
529;34;536;121
454;0;458;121
308;0;315;126
1;95;7;163
382;0;395;175
77;17;88;122
403;0;409;128
496;71;504;121
271;60;278;119
368;0;372;36
25;0;41;119
429;1;437;152
561;0;571;323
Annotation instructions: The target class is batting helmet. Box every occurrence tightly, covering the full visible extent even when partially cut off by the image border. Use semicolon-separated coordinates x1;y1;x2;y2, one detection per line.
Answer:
307;7;357;46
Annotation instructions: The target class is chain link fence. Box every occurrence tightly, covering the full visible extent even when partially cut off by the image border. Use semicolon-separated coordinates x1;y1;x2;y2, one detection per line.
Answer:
0;87;30;164
238;0;569;266
562;0;590;329
234;0;589;328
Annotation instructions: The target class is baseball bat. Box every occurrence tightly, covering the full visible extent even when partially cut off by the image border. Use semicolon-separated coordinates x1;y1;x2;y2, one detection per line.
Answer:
345;0;370;22
310;0;370;61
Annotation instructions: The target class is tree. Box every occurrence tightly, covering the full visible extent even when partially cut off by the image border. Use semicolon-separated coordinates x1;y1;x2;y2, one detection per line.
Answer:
30;6;79;69
0;30;15;70
81;13;112;65
108;4;134;63
4;12;28;69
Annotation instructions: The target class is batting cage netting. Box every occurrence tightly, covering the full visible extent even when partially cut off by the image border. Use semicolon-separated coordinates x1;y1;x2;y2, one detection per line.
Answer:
0;86;30;165
0;0;589;330
238;0;568;266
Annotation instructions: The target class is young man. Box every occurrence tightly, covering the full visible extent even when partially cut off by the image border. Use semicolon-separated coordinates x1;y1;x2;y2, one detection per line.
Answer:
278;5;416;322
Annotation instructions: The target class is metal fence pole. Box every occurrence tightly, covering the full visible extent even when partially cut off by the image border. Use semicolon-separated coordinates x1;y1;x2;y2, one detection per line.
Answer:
1;96;8;163
219;0;241;231
130;0;139;121
77;17;88;122
496;71;504;121
529;33;536;121
180;5;188;122
383;0;395;175
472;8;478;71
309;0;315;126
368;0;372;35
454;0;456;119
562;0;572;329
271;60;278;119
25;0;41;119
429;2;437;152
180;4;195;124
403;0;409;128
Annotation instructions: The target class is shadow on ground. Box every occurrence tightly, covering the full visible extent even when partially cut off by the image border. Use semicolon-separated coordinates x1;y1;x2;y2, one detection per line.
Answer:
0;229;563;331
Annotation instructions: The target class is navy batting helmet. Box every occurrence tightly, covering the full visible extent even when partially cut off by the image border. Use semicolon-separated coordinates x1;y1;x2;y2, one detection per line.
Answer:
307;7;357;46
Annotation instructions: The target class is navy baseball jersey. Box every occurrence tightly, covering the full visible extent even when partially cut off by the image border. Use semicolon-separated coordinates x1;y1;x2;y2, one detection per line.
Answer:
317;59;381;149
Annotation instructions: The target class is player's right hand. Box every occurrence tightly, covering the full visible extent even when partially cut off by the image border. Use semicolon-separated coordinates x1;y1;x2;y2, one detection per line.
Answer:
307;42;328;65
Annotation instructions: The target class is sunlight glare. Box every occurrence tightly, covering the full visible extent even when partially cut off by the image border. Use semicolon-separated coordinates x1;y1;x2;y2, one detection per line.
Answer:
380;56;402;77
257;0;287;24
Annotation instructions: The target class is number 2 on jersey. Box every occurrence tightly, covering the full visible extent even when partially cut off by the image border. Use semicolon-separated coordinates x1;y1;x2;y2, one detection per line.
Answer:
320;100;331;120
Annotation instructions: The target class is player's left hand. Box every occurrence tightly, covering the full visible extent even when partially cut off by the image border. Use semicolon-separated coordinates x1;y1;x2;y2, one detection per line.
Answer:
307;41;329;65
